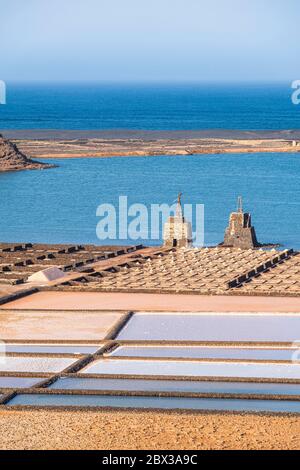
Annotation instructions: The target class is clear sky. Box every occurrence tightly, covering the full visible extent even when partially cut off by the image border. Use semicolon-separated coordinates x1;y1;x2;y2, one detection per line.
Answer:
1;0;300;82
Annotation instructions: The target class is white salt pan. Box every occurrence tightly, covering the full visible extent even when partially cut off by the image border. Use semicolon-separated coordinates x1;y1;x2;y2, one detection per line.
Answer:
0;357;77;373
117;312;300;343
82;358;300;380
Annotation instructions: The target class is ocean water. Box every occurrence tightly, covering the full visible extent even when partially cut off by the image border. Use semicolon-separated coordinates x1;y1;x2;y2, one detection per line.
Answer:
0;153;300;248
0;82;299;130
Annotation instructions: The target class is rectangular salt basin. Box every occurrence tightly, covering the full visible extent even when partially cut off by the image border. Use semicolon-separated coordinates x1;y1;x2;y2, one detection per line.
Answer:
81;359;300;380
0;310;124;341
117;312;300;343
0;376;44;389
4;344;102;355
49;377;300;397
108;346;298;361
0;357;77;373
6;394;300;414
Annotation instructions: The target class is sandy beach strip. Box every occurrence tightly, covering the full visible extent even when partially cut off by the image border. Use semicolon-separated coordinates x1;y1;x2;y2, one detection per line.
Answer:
2;129;300;160
0;408;299;450
10;137;300;159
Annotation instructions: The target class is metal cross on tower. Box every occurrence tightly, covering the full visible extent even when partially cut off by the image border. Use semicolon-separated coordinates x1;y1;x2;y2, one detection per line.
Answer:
237;196;243;213
176;192;183;219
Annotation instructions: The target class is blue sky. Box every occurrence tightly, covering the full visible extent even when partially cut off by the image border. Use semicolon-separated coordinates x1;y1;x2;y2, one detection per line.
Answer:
1;0;300;82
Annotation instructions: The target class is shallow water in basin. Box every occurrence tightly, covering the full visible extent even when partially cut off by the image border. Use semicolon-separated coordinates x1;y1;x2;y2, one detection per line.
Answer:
117;313;300;343
0;376;44;389
49;377;300;396
108;346;297;361
6;393;300;414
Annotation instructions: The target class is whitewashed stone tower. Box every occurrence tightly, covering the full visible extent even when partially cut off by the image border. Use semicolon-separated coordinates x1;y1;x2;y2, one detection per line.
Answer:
163;193;193;248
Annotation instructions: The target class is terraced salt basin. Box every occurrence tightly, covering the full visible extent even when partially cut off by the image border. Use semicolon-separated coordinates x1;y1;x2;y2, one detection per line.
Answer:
6;394;300;414
81;359;300;379
0;376;44;389
116;312;300;343
108;346;298;361
0;310;124;341
4;344;102;355
0;356;77;373
49;377;300;396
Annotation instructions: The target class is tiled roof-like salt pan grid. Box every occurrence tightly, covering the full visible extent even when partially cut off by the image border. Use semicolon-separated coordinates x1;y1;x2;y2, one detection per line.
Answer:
239;254;300;295
60;247;290;294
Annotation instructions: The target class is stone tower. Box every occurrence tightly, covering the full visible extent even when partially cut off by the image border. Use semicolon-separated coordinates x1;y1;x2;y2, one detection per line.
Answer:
223;197;260;249
163;193;193;248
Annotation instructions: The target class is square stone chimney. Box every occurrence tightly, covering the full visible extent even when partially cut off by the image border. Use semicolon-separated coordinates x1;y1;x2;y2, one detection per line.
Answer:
223;197;260;249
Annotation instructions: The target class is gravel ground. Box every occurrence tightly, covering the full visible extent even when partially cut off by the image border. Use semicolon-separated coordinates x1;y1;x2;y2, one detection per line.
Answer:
0;409;299;450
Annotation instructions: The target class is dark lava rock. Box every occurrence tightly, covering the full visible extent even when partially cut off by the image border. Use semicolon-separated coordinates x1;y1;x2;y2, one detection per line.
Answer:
0;134;54;172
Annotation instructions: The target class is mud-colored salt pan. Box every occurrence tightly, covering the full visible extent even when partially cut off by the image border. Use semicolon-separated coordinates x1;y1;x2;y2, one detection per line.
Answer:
0;310;123;341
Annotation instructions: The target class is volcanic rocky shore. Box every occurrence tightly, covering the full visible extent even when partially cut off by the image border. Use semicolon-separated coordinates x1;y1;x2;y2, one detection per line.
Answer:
0;134;53;172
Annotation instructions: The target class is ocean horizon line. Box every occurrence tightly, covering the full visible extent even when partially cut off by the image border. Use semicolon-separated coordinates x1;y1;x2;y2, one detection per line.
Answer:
2;80;295;87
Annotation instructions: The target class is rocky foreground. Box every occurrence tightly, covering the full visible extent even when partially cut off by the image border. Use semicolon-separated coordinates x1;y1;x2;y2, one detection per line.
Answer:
0;134;53;172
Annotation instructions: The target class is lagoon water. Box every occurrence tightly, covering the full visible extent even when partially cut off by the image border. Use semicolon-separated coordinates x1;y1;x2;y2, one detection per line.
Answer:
1;152;300;248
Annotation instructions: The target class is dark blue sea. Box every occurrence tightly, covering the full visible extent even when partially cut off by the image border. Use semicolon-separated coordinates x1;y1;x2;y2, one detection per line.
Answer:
0;153;300;249
0;82;299;130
